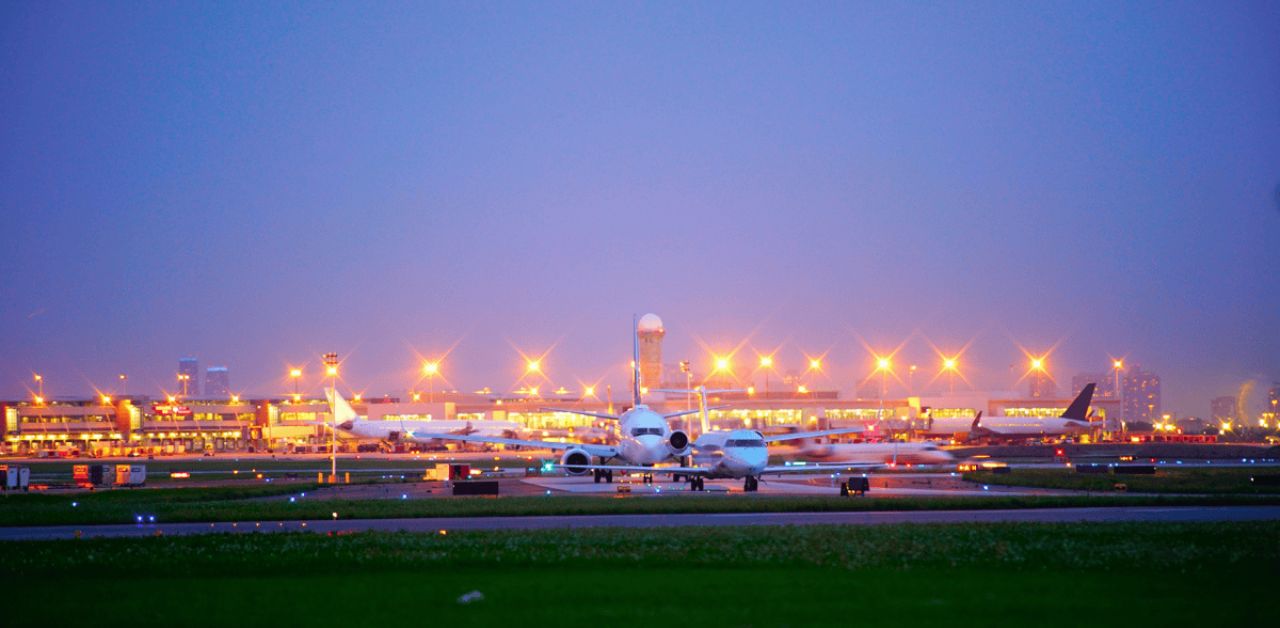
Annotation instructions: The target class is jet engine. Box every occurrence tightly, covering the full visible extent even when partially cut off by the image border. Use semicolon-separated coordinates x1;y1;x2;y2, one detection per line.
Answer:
560;448;592;475
668;429;691;456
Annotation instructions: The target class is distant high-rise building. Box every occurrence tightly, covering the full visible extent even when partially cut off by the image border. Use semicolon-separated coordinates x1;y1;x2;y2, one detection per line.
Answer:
178;357;200;397
1072;373;1115;399
1122;365;1161;424
636;313;664;391
204;366;230;399
1028;371;1057;399
1268;383;1279;417
1210;396;1236;425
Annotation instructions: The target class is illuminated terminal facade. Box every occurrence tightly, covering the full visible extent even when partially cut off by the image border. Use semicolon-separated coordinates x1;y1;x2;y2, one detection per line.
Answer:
1;389;1125;456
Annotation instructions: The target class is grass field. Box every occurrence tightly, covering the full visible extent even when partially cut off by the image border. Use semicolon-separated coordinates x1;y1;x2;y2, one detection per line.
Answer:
15;454;544;483
1;522;1273;626
2;482;1279;527
964;467;1280;494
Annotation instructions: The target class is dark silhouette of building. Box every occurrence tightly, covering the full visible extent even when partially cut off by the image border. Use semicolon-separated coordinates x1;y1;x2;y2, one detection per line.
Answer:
204;366;230;399
1120;366;1161;424
1210;395;1236;425
1028;371;1056;398
178;357;200;397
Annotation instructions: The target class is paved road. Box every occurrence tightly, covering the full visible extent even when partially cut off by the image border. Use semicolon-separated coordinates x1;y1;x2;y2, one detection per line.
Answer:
2;505;1277;541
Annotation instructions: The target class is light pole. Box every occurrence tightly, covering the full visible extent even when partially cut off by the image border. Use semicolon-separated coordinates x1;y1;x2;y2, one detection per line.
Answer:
943;358;958;394
1112;360;1124;436
908;364;917;396
322;352;339;482
423;361;439;402
759;356;773;398
290;367;303;401
680;360;692;411
33;374;43;401
875;357;891;420
118;373;128;397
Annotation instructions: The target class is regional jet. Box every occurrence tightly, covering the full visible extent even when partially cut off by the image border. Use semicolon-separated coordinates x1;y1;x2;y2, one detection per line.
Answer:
324;388;522;444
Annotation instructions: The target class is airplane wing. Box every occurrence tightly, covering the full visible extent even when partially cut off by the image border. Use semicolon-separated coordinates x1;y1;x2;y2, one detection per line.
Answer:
404;430;618;458
761;427;865;443
538;407;621;421
660;406;728;420
761;462;882;475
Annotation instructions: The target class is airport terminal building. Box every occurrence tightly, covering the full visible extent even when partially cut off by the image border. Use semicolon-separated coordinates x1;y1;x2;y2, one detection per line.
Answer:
1;390;1128;456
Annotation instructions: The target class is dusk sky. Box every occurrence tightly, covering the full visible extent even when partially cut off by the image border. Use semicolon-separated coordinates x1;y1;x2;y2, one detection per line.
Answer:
2;1;1277;415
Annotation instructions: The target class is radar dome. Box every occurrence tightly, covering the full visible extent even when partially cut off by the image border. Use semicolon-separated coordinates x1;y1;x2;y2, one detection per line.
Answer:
637;313;664;333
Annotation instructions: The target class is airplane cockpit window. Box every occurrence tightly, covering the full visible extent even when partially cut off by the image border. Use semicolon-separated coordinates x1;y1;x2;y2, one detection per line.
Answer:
630;427;663;437
726;439;766;448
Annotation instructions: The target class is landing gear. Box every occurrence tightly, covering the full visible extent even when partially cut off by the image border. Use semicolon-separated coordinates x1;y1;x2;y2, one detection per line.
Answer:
606;469;614;483
593;468;615;483
642;473;653;485
689;477;704;491
743;476;759;492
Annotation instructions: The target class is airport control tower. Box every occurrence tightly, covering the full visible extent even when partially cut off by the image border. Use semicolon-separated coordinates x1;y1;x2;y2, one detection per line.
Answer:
637;313;665;391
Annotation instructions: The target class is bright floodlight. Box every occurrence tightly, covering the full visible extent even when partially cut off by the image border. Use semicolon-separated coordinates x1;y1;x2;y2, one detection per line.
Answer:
423;361;440;376
809;358;821;370
715;357;730;372
1031;358;1044;370
326;365;338;376
290;368;303;378
1113;359;1124;369
877;357;891;371
944;358;957;370
759;356;773;368
584;385;595;397
526;359;541;373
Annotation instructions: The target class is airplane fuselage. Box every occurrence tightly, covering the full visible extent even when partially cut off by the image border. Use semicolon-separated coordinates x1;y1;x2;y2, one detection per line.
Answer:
796;440;955;465
339;419;520;441
691;429;769;478
615;404;678;466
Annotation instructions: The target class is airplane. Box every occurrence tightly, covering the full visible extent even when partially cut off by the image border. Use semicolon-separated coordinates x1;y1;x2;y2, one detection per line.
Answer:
969;383;1097;442
557;386;875;492
323;389;522;446
403;316;710;483
791;437;955;466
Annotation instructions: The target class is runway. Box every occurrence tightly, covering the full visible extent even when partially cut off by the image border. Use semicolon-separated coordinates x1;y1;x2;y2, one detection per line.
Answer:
2;505;1277;541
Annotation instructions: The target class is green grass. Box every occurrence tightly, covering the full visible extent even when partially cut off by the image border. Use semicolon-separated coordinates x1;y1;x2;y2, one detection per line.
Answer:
16;455;543;483
2;483;1278;527
965;467;1280;494
0;522;1273;626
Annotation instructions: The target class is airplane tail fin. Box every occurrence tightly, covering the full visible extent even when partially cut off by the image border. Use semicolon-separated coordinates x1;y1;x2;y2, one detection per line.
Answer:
1062;383;1096;421
970;411;983;431
325;387;361;425
631;315;642;407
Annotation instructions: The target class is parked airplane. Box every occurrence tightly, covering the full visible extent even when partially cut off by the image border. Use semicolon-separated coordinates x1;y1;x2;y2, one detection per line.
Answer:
404;316;708;482
562;386;874;491
792;438;955;466
324;389;521;444
969;383;1097;441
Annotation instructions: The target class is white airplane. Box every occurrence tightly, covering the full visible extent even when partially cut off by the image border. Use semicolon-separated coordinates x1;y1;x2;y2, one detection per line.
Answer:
792;438;955;466
562;386;874;491
970;383;1097;441
404;316;707;482
324;389;522;445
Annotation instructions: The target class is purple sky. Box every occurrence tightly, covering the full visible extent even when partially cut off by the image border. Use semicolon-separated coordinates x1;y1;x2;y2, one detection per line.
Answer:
2;2;1278;415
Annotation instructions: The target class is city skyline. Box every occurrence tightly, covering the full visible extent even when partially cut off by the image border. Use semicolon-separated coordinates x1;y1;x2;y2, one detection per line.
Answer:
2;3;1278;415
